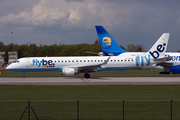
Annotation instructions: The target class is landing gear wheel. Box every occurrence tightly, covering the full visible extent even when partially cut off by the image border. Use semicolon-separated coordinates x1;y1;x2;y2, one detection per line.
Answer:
84;73;90;78
159;72;170;74
22;73;26;78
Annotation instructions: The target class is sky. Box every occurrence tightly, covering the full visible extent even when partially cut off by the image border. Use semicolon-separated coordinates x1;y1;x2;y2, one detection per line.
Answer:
0;0;180;51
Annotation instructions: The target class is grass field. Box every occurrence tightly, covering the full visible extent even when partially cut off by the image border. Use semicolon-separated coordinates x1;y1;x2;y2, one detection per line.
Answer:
1;69;180;77
1;85;180;100
0;85;180;119
1;69;180;119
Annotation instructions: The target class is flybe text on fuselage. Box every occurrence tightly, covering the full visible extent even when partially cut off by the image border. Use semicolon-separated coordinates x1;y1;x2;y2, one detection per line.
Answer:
149;43;166;59
32;59;55;67
135;55;150;67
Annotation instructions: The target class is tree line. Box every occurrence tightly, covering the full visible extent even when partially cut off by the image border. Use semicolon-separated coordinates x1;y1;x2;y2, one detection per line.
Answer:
0;40;145;66
0;40;145;57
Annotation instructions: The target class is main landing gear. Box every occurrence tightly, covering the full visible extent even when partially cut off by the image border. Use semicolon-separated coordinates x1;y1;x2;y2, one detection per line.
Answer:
84;73;90;78
159;72;170;74
159;67;170;74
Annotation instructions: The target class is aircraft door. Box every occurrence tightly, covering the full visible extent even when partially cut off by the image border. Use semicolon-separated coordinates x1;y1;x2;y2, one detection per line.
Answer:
26;58;31;67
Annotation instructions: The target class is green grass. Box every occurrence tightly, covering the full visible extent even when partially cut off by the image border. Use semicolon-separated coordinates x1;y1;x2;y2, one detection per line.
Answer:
1;69;180;77
0;85;180;119
1;69;180;119
0;85;180;100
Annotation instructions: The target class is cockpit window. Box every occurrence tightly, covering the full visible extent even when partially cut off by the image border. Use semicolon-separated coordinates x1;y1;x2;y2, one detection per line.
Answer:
13;60;20;63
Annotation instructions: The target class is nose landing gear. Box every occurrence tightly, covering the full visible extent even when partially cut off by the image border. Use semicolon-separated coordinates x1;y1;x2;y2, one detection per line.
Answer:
21;72;26;78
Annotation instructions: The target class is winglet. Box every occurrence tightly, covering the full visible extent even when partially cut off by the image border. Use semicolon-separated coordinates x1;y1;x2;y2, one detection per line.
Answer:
95;26;127;56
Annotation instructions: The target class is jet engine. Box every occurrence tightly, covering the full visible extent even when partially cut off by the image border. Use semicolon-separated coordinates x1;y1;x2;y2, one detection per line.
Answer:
169;65;180;74
61;68;78;76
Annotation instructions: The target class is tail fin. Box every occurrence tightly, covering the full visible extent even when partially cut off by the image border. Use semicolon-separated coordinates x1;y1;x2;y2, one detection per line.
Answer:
148;33;170;59
95;26;127;56
135;33;170;67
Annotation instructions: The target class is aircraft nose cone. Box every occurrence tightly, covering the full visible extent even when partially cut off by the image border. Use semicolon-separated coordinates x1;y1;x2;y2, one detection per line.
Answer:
6;65;12;70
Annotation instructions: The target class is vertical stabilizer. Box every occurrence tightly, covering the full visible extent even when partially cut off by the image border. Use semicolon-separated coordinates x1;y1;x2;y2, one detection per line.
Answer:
148;33;170;59
95;26;127;56
135;33;170;68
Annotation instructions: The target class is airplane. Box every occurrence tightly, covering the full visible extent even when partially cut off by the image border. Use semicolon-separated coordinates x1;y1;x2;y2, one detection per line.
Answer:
6;31;170;78
95;26;180;74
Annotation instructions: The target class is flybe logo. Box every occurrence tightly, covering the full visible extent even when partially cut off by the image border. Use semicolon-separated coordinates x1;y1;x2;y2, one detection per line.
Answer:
102;37;112;49
136;55;150;67
32;59;55;68
149;43;166;59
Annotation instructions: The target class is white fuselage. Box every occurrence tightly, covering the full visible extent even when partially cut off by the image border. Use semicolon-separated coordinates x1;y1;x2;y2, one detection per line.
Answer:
119;52;180;67
6;55;155;73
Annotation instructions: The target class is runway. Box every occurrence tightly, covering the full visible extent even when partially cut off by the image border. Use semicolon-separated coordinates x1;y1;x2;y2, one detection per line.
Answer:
0;77;180;85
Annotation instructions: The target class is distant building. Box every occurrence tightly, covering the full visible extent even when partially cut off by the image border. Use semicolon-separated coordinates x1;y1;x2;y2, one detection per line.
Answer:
8;51;18;64
0;52;5;67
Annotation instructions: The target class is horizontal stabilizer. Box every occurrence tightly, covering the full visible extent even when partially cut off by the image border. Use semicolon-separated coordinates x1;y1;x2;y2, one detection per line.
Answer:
153;56;172;63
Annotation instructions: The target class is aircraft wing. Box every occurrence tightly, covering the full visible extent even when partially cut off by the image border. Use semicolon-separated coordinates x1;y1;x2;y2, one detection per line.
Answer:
64;57;111;72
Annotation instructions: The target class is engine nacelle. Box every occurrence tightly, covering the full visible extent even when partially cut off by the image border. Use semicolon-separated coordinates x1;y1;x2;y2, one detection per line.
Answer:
169;65;180;74
61;68;78;76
